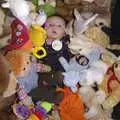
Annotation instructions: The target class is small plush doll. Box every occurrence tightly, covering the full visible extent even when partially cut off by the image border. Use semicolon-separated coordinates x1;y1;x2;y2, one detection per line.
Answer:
5;50;51;93
1;0;33;53
100;60;120;110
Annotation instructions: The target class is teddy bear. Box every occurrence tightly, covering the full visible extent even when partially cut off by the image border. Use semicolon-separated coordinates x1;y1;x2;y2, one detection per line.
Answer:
99;60;120;110
79;86;112;120
0;52;17;120
5;50;51;93
59;48;109;92
1;0;33;53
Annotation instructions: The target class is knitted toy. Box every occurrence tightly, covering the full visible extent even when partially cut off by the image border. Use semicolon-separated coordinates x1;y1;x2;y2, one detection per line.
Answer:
0;52;17;120
79;86;112;120
99;60;120;110
5;50;51;93
1;0;33;53
59;48;108;92
29;24;47;59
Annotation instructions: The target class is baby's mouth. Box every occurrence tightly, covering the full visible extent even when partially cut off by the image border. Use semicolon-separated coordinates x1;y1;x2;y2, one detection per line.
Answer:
52;31;57;34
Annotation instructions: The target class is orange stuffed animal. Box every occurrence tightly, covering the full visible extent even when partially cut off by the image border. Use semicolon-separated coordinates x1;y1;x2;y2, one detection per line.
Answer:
57;87;85;120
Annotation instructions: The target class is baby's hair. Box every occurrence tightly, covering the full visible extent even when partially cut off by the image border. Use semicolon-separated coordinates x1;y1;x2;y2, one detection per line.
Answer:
47;14;67;27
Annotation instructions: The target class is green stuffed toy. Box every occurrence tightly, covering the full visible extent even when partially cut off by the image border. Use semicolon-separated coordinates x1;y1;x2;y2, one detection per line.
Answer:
32;0;56;17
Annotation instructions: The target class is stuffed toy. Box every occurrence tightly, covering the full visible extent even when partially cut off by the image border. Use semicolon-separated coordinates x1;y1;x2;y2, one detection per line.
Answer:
1;0;33;53
0;8;12;49
29;70;64;104
59;48;108;92
99;60;120;110
12;84;53;120
5;50;51;93
79;86;112;120
0;52;17;120
66;9;117;65
32;0;56;17
56;0;111;21
12;85;53;120
84;16;110;48
29;24;47;59
57;87;85;120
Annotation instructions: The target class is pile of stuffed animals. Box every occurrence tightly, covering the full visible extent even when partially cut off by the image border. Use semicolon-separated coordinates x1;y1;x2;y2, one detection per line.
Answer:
0;0;120;120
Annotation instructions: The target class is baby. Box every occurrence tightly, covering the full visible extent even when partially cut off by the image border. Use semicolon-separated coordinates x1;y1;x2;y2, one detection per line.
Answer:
42;16;71;71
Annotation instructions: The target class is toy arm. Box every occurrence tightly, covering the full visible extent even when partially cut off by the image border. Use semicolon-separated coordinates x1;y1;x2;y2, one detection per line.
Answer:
102;87;120;109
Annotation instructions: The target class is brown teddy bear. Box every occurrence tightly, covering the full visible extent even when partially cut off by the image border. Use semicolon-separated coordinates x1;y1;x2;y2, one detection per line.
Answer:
100;60;120;110
0;52;17;120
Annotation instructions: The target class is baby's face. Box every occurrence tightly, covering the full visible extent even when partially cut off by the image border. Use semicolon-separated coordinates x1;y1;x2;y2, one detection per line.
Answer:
45;16;65;40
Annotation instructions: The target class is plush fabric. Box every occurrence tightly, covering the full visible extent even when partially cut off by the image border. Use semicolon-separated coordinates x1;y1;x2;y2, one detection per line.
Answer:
3;18;32;52
58;87;85;120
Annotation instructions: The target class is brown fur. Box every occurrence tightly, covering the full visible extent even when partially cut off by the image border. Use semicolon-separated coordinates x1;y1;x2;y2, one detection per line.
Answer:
0;53;17;120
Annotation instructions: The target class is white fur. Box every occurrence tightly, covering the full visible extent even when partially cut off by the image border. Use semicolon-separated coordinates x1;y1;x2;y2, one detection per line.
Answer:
2;0;30;26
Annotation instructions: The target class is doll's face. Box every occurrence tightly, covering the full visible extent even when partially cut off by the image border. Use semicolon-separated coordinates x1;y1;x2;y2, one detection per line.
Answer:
45;16;66;40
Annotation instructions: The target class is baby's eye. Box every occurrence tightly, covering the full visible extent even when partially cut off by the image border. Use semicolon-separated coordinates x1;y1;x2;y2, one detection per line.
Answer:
49;23;54;27
57;25;62;28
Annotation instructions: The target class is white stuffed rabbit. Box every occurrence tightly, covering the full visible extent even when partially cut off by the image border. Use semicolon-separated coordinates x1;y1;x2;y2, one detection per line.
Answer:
58;48;107;92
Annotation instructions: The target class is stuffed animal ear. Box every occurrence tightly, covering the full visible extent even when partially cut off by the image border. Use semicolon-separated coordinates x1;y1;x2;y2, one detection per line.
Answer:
74;8;83;22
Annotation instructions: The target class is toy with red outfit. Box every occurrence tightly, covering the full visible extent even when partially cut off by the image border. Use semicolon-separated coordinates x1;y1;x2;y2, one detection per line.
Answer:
1;0;33;53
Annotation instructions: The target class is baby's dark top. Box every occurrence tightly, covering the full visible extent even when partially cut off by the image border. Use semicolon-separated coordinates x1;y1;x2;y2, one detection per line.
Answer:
42;35;70;72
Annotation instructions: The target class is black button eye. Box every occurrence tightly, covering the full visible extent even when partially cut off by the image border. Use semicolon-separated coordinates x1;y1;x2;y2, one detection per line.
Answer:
23;68;26;71
27;61;29;64
99;22;104;26
9;70;12;73
114;63;118;68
